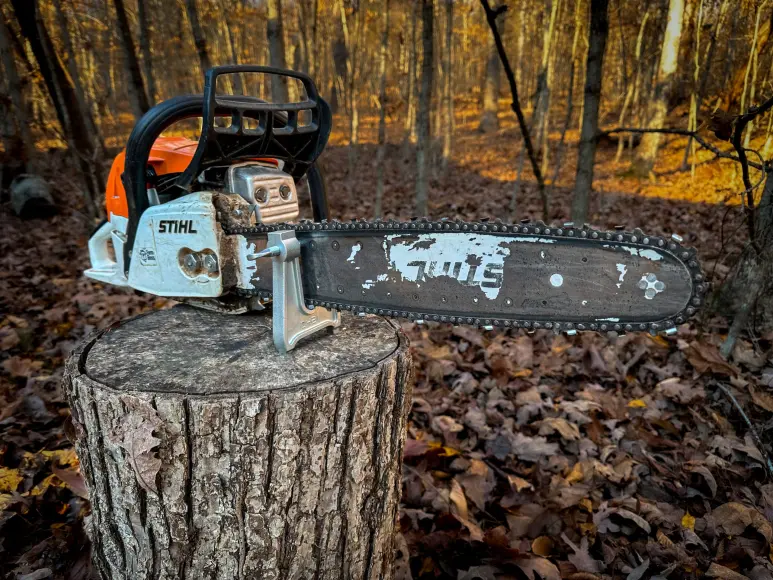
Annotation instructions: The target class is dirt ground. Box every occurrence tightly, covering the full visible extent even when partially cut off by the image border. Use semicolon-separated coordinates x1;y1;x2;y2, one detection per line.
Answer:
1;112;772;579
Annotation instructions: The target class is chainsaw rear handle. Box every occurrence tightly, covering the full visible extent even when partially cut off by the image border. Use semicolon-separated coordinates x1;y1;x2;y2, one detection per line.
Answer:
120;65;332;275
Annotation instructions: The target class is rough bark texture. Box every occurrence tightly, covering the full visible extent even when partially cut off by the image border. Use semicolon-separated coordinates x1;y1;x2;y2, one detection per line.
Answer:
63;306;413;580
571;0;609;225
415;0;434;216
113;0;150;119
267;0;289;103
184;0;212;76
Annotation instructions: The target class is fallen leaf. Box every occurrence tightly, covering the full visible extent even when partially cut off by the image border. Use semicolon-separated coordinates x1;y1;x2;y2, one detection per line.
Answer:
515;556;561;580
52;466;89;499
109;396;163;494
403;438;429;458
682;512;696;531
0;467;24;493
712;502;772;542
458;459;495;511
705;562;750;580
749;386;773;413
627;399;647;408
509;432;560;462
449;478;468;521
507;474;533;493
626;558;650;580
683;341;738;376
536;417;581;440
531;535;554;556
561;533;602;574
1;356;43;378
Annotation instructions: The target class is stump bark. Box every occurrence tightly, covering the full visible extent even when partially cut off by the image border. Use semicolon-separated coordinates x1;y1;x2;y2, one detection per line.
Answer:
63;306;413;580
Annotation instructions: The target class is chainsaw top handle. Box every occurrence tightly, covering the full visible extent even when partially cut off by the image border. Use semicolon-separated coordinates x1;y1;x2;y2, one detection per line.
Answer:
121;65;332;275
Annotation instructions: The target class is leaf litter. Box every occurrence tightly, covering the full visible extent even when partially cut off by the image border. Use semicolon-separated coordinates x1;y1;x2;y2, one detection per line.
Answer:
1;142;772;579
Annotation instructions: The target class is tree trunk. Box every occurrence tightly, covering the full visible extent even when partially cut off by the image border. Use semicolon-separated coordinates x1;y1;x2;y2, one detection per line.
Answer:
347;1;366;176
10;0;103;219
137;0;156;103
51;0;106;156
725;7;773;112
64;306;413;580
184;0;212;77
268;0;289;103
441;0;453;172
571;0;609;225
478;11;502;133
403;0;419;145
615;7;651;162
532;0;561;148
218;0;244;95
632;0;684;178
375;0;390;218
113;0;151;119
0;11;35;171
415;0;434;216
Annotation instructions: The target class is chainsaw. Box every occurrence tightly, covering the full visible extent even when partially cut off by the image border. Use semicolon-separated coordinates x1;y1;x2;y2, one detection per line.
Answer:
85;65;707;352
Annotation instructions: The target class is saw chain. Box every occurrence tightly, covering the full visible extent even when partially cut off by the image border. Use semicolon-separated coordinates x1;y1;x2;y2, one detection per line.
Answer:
220;217;708;336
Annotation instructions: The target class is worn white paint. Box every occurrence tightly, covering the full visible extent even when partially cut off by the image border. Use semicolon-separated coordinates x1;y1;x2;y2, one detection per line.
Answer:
238;237;260;287
347;243;362;263
582;300;588;306
382;233;513;299
362;274;388;290
540;250;546;259
550;273;564;287
608;244;663;261
616;263;628;289
597;317;620;322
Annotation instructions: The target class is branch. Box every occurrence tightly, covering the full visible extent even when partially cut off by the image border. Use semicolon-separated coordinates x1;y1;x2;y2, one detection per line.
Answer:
713;381;773;479
599;126;765;170
730;94;773;252
479;0;548;220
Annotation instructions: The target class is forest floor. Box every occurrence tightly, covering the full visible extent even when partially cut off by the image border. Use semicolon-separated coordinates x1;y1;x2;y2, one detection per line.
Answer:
1;108;773;580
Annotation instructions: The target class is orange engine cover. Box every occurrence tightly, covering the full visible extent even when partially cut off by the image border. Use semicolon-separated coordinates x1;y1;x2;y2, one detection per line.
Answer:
105;136;198;219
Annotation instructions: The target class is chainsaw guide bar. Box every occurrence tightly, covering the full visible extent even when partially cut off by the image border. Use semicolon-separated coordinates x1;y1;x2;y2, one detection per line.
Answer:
222;218;707;336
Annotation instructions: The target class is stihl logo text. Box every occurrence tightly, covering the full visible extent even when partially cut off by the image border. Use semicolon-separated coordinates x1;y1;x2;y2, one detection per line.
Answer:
158;220;198;234
408;261;503;288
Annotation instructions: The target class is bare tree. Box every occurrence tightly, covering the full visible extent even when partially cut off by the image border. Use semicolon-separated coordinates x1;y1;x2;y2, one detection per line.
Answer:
415;0;434;216
113;0;150;119
137;0;156;103
571;0;609;225
184;0;212;77
375;0;390;218
0;9;35;171
268;0;289;103
441;0;453;172
479;10;502;133
480;0;548;220
10;0;103;218
632;0;684;177
403;0;419;146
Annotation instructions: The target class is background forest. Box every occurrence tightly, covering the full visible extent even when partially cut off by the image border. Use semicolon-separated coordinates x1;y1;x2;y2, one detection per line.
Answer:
2;0;773;578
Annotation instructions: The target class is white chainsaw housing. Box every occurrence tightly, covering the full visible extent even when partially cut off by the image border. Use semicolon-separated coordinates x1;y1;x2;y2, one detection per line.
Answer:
86;192;224;297
86;162;300;299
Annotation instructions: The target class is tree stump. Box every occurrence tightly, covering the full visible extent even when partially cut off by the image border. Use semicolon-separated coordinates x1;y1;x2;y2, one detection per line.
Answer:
63;306;413;580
